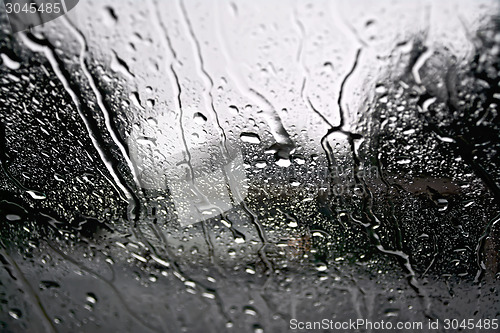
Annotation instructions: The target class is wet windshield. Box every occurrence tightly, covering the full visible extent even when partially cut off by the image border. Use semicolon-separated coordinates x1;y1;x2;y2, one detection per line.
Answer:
0;0;499;332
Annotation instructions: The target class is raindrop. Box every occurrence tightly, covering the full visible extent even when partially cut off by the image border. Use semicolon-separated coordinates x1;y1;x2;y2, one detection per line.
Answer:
396;158;411;165
375;84;387;94
0;52;21;70
129;92;144;109
275;157;291;167
243;306;258;316
54;173;66;182
104;6;118;23
40;280;60;289
255;160;267;168
435;135;455;143
245;266;256;274
240;132;261;144
8;309;22;320
315;263;328;271
202;291;215;299
26;190;46;200
86;293;97;304
292;155;306;165
229;105;239;114
193;112;208;124
437;198;448;212
110;51;134;79
253;324;264;333
384;308;400;317
6;214;21;221
234;236;245;244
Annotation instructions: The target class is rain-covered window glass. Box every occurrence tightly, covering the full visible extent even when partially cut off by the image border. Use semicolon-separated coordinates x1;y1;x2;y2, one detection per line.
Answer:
0;0;499;332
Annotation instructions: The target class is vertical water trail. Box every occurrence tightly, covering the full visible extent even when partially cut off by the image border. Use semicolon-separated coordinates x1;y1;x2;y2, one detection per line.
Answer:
214;1;294;157
292;7;339;187
411;49;433;85
62;16;142;190
349;209;432;316
214;0;276;273
147;1;218;266
17;32;132;203
177;0;229;164
181;0;274;273
324;3;432;315
247;88;295;158
176;0;248;244
348;111;432;317
292;9;370;310
375;152;407;262
309;47;362;203
333;48;361;132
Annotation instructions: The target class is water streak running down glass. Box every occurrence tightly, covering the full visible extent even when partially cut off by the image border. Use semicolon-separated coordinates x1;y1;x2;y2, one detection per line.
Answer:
0;0;499;332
